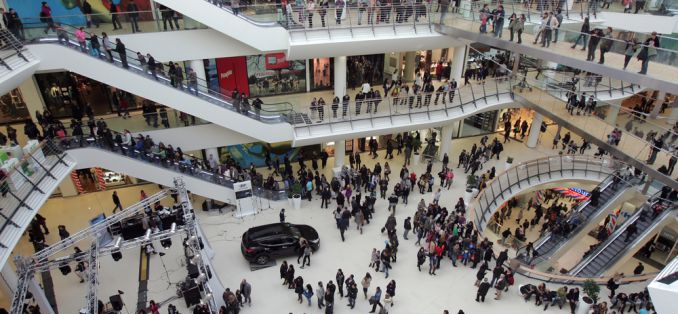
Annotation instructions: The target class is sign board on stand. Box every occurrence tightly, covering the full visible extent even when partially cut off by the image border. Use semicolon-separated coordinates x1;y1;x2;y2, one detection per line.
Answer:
233;180;257;218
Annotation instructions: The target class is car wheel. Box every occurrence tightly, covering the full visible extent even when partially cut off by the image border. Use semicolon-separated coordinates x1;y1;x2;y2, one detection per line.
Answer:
255;255;270;265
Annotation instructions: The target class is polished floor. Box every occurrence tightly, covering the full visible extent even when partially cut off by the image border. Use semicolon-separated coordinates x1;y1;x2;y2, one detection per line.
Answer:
4;124;656;313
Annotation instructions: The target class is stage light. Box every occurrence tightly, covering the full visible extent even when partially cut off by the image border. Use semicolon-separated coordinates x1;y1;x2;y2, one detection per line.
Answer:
195;273;207;284
170;223;176;233
111;250;122;262
201;293;213;303
144;229;152;240
113;236;122;248
161;238;172;249
190;254;201;265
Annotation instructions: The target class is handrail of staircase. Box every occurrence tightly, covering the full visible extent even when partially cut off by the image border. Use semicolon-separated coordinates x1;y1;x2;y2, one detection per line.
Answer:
513;264;658;285
21;22;298;125
569;191;677;276
0;140;71;249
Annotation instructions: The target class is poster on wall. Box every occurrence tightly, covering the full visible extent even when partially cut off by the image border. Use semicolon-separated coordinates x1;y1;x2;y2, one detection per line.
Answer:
8;0;153;26
310;58;332;91
216;56;250;96
246;53;306;97
234;181;256;218
218;142;320;168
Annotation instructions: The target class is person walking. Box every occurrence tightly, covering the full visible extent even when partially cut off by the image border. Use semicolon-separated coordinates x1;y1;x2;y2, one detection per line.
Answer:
112;191;123;213
126;1;140;33
336;269;345;298
476;278;491;302
316;281;325;309
303;284;314;306
109;2;123;30
385;280;396;307
368;286;383;313
239;279;251;306
403;217;412;240
361;273;372;299
300;242;312;268
571;17;590;50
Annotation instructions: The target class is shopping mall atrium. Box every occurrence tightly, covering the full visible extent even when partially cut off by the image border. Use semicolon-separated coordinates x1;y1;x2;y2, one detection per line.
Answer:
0;0;678;313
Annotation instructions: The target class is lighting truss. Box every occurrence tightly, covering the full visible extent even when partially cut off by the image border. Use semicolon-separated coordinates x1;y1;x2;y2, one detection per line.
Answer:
9;178;217;314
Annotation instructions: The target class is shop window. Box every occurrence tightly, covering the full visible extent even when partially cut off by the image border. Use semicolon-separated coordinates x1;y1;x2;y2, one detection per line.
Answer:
0;89;30;124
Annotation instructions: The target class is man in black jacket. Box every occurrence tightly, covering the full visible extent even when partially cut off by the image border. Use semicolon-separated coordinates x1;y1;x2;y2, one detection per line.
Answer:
476;278;491;302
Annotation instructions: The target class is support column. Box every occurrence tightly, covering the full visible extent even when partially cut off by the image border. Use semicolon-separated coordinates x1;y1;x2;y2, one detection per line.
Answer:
204;147;219;162
58;176;78;197
649;91;667;119
305;59;311;92
403;51;416;82
512;53;521;75
333;140;345;177
334;56;347;99
605;105;621;125
527;113;544;148
28;278;55;314
450;45;467;80
668;101;678;125
642;176;653;194
0;263;18;301
19;77;47;122
190;59;208;93
439;124;454;161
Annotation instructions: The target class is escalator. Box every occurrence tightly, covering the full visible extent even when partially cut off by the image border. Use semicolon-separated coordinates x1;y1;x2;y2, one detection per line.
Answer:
154;0;288;51
24;26;298;144
521;174;641;265
569;195;678;277
62;140;286;204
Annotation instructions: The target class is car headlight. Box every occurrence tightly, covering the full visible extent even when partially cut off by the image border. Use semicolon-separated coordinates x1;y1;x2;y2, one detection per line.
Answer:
309;238;319;244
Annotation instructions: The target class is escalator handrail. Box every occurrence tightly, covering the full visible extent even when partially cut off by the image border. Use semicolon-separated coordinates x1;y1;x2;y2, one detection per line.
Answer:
569;192;676;276
24;23;296;123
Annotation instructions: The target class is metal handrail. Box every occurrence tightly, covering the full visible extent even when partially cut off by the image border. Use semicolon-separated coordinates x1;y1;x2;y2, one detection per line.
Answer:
569;192;677;276
55;138;288;201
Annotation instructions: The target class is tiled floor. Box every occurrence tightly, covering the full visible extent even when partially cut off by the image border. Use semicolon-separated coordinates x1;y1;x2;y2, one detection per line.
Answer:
4;122;656;313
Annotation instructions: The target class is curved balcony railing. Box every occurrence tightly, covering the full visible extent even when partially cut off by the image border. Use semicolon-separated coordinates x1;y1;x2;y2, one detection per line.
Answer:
54;138;288;201
470;154;622;233
293;75;515;135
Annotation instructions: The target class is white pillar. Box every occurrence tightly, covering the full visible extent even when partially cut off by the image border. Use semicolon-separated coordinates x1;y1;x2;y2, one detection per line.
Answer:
439;124;454;161
668;102;678;125
334;56;347;98
403;52;416;82
649;91;666;119
605;105;621;126
19;77;47;122
204;147;219;162
190;59;208;93
28;277;55;314
512;53;521;75
333;139;345;177
527;113;544;148
58;176;78;197
305;59;311;92
0;263;18;300
450;45;467;80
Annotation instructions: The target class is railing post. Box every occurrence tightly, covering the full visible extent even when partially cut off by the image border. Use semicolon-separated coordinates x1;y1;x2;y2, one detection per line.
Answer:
515;166;521;189
608;77;612;97
481;82;488;104
526;163;530;185
548;157;552;179
457;88;464;113
494;78;500;101
469;84;477;108
490;182;498;206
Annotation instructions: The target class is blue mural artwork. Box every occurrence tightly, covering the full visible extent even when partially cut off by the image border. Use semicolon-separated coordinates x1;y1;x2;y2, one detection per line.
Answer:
218;142;320;168
7;0;149;27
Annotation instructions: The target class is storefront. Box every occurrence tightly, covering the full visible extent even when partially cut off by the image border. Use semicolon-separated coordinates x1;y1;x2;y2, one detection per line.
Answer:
63;168;146;194
309;58;333;91
347;54;385;89
0;88;31;124
247;53;306;97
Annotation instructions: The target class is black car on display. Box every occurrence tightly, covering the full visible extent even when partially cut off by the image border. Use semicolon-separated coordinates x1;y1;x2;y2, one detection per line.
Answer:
241;223;320;265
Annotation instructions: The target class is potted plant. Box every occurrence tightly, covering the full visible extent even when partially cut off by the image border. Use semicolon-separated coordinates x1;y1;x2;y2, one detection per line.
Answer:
579;279;599;314
505;156;514;170
464;174;478;203
291;182;302;210
412;137;422;164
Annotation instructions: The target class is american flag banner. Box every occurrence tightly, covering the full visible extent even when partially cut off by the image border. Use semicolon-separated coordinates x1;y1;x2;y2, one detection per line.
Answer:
552;187;590;201
535;189;544;204
606;208;622;234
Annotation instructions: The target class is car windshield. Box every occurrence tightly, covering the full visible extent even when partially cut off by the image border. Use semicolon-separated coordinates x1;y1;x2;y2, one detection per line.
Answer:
288;226;301;237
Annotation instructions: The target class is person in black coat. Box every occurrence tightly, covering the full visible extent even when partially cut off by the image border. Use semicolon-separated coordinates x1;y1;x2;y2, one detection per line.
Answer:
476;278;491;302
590;187;601;207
